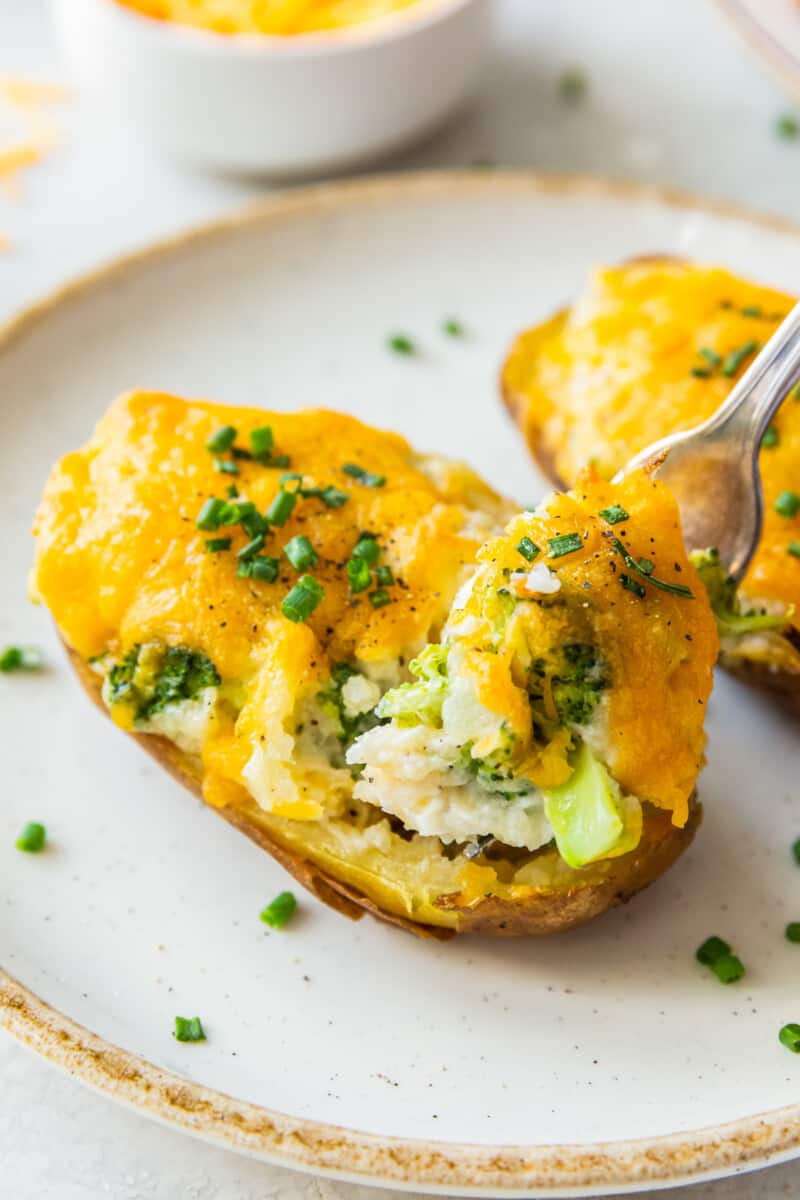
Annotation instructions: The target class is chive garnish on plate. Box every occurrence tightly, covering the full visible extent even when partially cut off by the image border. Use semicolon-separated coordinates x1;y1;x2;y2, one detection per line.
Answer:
300;484;349;509
250;426;273;458
696;935;744;984
281;576;324;622
517;536;540;561
780;1024;800;1053
442;318;464;337
196;497;229;531
375;564;394;587
388;333;416;355
237;534;266;560
260;890;297;929
558;68;587;102
15;822;46;852
174;1016;206;1042
205;537;232;553
699;347;722;368
789;541;800;559
548;532;583;559
214;459;239;476
0;645;43;673
776;113;800;140
351;534;380;564
762;425;780;448
620;573;646;598
369;589;391;608
786;923;800;944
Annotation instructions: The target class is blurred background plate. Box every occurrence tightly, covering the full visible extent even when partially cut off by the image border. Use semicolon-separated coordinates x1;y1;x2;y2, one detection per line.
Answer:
2;171;800;1198
717;0;800;101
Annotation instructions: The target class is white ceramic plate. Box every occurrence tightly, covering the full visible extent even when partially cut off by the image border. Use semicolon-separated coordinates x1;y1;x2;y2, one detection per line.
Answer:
2;172;800;1198
716;0;800;101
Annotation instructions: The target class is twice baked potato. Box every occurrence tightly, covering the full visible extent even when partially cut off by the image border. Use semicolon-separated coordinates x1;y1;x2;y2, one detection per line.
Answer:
32;391;717;936
501;260;800;703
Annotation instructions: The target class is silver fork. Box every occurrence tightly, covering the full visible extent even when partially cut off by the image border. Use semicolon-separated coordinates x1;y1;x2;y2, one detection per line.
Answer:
618;303;800;581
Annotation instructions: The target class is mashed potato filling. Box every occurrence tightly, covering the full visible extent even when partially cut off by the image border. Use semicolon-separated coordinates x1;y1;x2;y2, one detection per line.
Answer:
349;469;718;866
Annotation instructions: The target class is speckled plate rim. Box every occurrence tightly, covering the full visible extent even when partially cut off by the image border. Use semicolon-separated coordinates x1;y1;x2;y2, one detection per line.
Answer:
3;169;800;1196
715;0;800;103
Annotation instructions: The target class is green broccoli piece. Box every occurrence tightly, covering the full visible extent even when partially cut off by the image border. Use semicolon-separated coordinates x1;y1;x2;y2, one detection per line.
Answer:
551;643;607;726
106;643;220;722
376;643;449;727
690;548;788;638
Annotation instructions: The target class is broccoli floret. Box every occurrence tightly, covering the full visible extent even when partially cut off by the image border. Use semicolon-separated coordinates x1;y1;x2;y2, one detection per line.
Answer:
106;643;220;721
690;548;788;638
551;643;607;726
376;644;449;727
316;663;379;747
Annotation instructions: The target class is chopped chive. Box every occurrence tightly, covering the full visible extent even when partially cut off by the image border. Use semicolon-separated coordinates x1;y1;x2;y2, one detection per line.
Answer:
558;67;587;101
238;555;279;582
0;645;43;672
699;346;722;367
442;318;464;337
239;509;268;540
722;340;759;378
691;366;712;379
15;821;46;852
347;557;371;593
696;935;731;965
250;426;273;458
196;497;228;531
281;575;324;623
788;541;800;558
780;1024;800;1053
711;953;745;984
237;534;265;560
231;446;253;461
792;837;800;864
265;487;297;526
206;425;237;454
388;333;415;355
612;537;694;597
776;113;800;139
343;463;386;488
205;537;232;553
517;536;541;562
786;923;800;943
620;573;646;598
260;890;297;929
369;589;391;608
214;459;239;476
174;1016;206;1043
762;425;780;448
375;564;394;587
741;305;763;318
267;454;291;469
352;534;380;564
226;484;239;498
299;484;350;509
598;504;629;525
774;490;800;518
547;532;583;558
283;535;317;572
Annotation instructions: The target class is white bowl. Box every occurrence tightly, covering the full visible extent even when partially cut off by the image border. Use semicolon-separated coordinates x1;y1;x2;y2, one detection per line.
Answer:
50;0;490;175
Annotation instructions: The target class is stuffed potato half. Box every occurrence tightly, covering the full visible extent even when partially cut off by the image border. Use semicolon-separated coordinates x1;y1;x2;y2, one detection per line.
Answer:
33;392;717;936
501;260;800;702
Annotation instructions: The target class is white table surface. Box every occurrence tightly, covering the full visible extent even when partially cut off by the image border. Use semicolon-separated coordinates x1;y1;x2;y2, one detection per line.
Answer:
2;1;800;1196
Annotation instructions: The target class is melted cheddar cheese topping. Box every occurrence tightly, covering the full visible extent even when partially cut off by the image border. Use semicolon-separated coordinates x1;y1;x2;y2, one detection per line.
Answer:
33;391;508;820
115;0;423;35
503;261;800;627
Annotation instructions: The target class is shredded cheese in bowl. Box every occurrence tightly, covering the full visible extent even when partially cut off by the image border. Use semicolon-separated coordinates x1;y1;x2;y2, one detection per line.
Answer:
114;0;426;35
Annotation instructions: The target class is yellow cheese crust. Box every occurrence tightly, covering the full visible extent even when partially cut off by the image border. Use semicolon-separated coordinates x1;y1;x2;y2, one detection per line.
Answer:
501;262;800;632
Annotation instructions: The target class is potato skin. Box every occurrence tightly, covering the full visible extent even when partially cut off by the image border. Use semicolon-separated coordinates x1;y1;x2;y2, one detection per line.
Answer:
500;257;800;705
67;642;701;938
